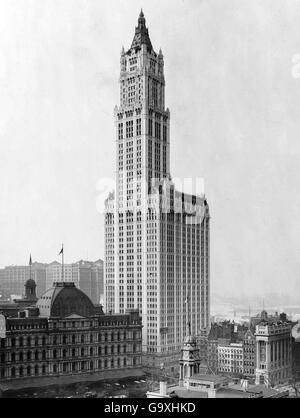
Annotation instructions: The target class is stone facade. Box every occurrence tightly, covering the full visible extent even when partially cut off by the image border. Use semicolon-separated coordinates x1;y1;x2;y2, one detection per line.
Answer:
0;282;142;382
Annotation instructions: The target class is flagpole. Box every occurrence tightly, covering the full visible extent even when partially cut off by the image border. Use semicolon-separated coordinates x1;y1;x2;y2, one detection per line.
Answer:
61;244;64;282
29;254;32;281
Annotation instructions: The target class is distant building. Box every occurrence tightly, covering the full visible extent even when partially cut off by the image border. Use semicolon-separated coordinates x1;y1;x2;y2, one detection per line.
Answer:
218;342;244;377
0;263;47;298
0;281;142;384
255;320;292;387
45;259;104;305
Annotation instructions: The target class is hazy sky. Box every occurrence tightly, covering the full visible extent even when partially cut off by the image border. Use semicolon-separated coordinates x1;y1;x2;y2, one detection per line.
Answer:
0;0;299;299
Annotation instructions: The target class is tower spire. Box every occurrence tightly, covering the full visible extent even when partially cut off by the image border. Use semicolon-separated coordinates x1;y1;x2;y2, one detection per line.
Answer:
130;9;153;52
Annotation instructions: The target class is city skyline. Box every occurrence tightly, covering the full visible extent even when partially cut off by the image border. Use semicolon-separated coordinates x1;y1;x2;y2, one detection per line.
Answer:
0;0;300;300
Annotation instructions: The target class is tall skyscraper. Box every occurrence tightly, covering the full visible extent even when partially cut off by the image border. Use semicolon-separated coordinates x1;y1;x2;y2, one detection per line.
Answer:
104;11;210;370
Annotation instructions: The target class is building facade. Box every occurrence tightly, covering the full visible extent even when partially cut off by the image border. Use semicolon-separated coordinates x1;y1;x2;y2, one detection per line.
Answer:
218;342;244;376
243;329;256;380
104;11;210;370
255;321;292;387
0;281;142;382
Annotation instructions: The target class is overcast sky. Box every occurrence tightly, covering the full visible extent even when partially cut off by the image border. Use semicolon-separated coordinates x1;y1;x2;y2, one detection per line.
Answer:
0;0;299;300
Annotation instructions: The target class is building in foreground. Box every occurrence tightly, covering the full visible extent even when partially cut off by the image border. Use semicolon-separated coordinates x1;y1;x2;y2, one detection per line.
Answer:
147;330;289;399
104;10;210;372
255;320;292;387
0;280;142;384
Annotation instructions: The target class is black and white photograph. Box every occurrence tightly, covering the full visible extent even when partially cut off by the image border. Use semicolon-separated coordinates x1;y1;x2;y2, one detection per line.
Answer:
0;0;299;404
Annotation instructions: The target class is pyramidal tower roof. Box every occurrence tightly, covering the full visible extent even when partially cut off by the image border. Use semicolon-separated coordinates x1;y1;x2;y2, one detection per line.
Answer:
130;10;153;53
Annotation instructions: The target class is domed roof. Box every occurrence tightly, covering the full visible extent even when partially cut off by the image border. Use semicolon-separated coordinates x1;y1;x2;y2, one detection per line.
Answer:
25;278;36;287
37;282;95;318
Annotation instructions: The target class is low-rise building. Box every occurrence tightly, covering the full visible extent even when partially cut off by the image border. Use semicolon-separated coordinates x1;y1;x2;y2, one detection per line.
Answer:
0;280;142;385
218;342;244;376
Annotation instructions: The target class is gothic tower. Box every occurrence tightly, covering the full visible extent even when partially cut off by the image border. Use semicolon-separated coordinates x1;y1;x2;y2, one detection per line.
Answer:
104;11;210;371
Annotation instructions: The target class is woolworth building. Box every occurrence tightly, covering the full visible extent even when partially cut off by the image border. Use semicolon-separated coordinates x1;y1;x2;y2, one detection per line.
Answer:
104;11;210;371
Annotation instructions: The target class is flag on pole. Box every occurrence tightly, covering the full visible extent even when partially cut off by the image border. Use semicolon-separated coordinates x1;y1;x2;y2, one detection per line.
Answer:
58;245;64;256
29;254;32;266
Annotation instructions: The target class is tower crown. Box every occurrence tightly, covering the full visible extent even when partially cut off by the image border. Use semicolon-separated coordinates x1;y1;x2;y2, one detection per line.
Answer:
130;10;153;53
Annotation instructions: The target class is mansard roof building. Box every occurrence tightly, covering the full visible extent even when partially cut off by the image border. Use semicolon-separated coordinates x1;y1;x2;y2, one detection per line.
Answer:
0;280;142;386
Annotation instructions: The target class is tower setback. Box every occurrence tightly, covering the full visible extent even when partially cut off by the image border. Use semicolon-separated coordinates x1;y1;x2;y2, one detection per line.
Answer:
104;11;210;370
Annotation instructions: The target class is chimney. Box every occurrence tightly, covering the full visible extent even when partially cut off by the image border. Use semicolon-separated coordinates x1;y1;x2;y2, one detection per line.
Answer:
160;381;167;396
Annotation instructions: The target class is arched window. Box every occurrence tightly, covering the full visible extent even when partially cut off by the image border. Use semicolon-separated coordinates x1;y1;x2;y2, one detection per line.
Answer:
123;345;127;354
53;336;57;345
90;361;93;370
90;347;93;356
63;335;67;345
117;332;120;341
124;358;127;367
35;351;39;360
104;360;108;369
123;332;126;340
104;346;108;355
98;346;102;355
90;334;93;343
42;365;46;375
35;337;39;346
98;333;101;342
11;338;16;348
63;363;67;372
133;344;136;353
117;345;121;354
99;359;102;369
53;364;57;373
81;335;85;344
111;358;114;368
0;353;5;362
19;337;23;347
72;349;76;357
42;336;46;346
11;367;16;377
11;352;16;362
72;363;76;372
53;349;57;359
111;333;114;342
81;348;84;357
42;350;46;360
117;358;120;367
19;366;23;377
27;351;31;361
133;357;136;366
27;365;31;376
0;368;5;378
72;335;76;344
27;337;31;347
35;365;39;376
111;346;114;355
105;333;108;342
19;352;23;362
